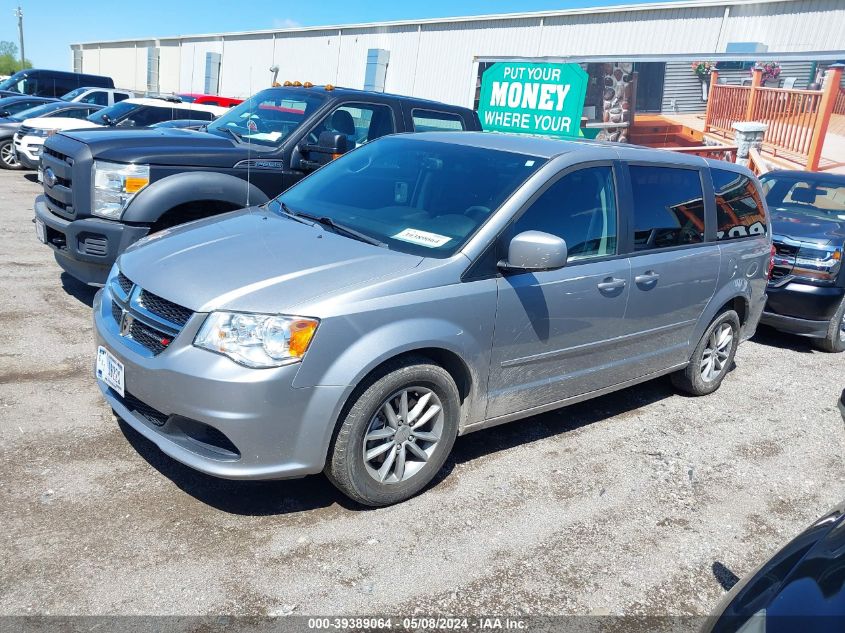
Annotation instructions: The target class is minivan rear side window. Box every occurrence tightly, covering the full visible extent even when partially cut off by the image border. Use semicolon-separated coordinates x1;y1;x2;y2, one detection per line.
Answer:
412;109;465;132
512;166;617;260
629;166;705;251
711;168;768;240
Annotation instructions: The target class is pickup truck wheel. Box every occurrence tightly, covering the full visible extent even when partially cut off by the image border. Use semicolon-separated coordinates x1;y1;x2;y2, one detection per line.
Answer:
671;310;740;396
813;295;845;353
325;356;459;507
0;140;21;169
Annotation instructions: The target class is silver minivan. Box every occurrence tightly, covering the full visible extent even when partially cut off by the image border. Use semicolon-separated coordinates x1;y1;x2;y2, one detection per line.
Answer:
92;133;772;506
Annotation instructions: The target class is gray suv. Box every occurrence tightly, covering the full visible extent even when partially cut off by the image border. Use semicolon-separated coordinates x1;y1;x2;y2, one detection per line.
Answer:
92;133;772;506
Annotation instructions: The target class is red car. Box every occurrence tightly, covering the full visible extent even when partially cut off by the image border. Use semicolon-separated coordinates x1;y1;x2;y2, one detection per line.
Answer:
177;93;242;108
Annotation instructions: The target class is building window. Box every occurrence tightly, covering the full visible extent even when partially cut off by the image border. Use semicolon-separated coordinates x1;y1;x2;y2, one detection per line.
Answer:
146;47;160;94
73;49;83;74
204;52;221;95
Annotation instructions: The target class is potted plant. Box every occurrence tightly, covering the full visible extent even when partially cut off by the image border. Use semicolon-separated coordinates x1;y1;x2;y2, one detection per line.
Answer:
692;61;715;101
756;62;781;86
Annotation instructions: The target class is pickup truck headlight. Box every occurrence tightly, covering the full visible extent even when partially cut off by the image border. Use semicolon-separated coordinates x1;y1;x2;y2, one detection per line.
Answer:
194;312;319;368
92;160;150;220
793;245;842;283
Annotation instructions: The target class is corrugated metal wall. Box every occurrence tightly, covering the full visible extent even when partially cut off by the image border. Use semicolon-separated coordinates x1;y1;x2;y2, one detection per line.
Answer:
72;0;845;105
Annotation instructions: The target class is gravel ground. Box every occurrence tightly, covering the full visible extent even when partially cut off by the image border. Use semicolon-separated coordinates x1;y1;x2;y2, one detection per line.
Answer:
1;168;843;619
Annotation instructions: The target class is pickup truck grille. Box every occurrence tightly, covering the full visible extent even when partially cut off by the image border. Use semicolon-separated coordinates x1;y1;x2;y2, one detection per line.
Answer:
41;146;75;219
108;272;194;356
770;239;799;284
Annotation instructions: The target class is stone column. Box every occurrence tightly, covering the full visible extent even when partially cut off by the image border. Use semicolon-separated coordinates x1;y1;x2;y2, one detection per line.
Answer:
732;122;767;167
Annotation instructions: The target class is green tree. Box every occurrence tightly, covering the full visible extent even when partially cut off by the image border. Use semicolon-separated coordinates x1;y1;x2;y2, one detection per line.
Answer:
0;41;32;76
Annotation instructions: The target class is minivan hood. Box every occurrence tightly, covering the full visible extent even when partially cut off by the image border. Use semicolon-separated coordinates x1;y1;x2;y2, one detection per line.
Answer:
118;209;424;314
60;127;244;167
770;208;845;245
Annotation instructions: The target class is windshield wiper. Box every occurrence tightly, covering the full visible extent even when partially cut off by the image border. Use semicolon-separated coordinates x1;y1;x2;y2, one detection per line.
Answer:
279;203;386;248
219;126;243;143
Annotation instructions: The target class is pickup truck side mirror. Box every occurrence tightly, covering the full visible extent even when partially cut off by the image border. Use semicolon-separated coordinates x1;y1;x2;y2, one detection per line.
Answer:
298;131;349;170
498;231;568;272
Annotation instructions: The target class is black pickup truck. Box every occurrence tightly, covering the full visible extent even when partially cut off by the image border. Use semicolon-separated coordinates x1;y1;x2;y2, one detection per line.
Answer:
33;85;481;285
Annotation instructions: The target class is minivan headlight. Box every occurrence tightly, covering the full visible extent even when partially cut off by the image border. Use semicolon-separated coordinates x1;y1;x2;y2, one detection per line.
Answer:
793;245;842;283
194;312;319;368
92;160;150;219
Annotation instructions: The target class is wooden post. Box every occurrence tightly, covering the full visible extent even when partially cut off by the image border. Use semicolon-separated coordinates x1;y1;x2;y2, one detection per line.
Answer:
745;66;763;121
704;69;718;132
806;64;844;171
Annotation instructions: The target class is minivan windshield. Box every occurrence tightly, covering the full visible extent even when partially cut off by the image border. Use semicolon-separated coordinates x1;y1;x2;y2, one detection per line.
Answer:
206;88;326;147
271;136;547;258
761;174;845;220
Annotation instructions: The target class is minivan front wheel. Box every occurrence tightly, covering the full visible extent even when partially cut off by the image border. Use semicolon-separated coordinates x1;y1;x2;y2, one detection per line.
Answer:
672;310;740;396
325;356;460;506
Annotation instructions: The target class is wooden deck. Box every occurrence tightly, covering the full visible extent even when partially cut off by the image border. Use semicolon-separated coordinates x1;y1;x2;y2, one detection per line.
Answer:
642;113;845;173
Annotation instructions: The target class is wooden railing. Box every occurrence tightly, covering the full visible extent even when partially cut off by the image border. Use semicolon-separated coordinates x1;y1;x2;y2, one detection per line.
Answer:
664;145;738;163
704;85;749;136
704;66;843;171
835;86;845;115
747;147;770;176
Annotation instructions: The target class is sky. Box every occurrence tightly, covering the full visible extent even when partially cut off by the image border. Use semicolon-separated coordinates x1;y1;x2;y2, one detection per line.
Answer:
0;0;688;70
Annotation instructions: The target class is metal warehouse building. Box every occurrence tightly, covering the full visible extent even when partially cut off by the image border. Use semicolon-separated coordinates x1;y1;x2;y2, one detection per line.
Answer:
71;0;844;111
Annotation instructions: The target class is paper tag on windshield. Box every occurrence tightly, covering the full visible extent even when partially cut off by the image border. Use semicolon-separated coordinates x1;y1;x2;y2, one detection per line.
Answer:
393;228;451;248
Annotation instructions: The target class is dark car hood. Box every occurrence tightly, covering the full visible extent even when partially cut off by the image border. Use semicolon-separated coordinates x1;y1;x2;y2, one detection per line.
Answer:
708;501;845;631
118;209;424;314
61;128;250;168
770;208;845;245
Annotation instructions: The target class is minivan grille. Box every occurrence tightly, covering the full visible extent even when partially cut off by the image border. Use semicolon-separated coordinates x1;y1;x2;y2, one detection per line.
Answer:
108;271;194;356
137;289;193;327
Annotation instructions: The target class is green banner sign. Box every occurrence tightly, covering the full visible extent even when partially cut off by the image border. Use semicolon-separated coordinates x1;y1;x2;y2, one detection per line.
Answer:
477;62;588;137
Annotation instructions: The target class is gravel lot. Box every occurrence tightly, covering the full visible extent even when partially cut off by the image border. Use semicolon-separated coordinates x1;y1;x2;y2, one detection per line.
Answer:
1;167;843;620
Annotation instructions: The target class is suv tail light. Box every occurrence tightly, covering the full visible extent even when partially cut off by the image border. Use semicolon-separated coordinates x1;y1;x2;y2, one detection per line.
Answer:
767;244;776;279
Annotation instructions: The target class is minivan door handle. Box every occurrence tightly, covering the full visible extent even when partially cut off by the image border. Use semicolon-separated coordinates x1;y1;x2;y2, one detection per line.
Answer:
597;277;626;294
634;270;660;288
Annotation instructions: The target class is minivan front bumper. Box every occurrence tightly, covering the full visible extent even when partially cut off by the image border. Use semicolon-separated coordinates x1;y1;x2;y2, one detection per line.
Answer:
93;288;345;480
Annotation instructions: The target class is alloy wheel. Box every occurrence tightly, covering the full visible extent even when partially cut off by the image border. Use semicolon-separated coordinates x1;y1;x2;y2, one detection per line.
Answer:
700;322;734;382
362;387;444;484
0;142;18;168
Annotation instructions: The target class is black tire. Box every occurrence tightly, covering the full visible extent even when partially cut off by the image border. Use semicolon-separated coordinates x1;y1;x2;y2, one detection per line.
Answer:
813;294;845;353
0;139;22;170
325;355;460;507
671;310;741;396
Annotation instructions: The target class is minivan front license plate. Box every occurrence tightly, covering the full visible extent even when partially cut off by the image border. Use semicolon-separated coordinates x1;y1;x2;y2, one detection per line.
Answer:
35;218;46;244
96;345;125;398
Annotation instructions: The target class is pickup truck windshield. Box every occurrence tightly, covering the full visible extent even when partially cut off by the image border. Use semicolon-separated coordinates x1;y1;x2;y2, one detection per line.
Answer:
206;88;327;147
272;136;547;258
762;175;845;219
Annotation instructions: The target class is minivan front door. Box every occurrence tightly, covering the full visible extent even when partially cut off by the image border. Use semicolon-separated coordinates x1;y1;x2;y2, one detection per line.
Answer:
486;165;632;420
622;164;720;374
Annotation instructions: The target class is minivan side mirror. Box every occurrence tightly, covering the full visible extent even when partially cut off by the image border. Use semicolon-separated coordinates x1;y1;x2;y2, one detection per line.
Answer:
498;231;568;272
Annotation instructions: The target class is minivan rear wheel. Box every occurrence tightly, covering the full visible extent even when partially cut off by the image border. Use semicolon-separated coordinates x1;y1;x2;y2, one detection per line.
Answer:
813;295;845;353
671;310;740;396
325;356;460;506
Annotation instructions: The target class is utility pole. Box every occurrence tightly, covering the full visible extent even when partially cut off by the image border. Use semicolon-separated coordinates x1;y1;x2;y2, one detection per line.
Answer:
14;6;24;70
